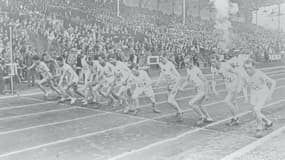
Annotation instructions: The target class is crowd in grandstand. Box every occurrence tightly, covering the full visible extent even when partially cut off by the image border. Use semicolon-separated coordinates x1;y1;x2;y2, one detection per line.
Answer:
0;0;284;95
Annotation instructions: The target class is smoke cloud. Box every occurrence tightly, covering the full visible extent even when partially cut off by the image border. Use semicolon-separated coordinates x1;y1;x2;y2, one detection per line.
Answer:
210;0;239;51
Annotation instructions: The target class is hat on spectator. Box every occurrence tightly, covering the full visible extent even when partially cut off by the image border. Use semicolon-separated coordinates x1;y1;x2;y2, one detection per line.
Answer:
243;59;256;68
107;54;116;60
32;55;40;61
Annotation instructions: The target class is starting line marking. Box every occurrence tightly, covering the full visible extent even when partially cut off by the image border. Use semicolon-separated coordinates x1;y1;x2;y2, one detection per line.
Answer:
0;102;52;111
0;112;110;136
0;106;79;121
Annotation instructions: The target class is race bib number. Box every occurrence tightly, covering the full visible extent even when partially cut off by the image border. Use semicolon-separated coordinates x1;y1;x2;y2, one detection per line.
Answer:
67;53;77;65
225;76;233;82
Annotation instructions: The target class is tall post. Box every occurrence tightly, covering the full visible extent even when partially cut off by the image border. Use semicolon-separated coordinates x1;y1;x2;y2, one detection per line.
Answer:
172;0;175;15
278;3;281;33
182;0;186;24
116;0;120;17
9;26;14;95
139;0;142;8
255;0;258;25
198;0;201;19
255;10;258;25
157;0;160;11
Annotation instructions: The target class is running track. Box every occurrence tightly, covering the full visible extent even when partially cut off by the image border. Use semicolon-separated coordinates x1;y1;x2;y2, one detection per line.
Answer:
0;66;285;160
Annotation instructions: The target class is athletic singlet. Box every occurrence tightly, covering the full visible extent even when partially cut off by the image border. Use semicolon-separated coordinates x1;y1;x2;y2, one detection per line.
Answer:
186;66;204;87
159;61;180;83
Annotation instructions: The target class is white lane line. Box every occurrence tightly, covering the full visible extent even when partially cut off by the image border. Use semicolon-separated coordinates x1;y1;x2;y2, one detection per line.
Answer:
81;106;177;127
0;102;52;111
20;96;44;102
0;112;110;136
0;106;79;121
170;128;259;159
221;125;285;160
0;92;42;100
260;65;285;71
1;85;285;158
108;99;285;160
202;128;257;141
0;66;284;100
21;96;54;102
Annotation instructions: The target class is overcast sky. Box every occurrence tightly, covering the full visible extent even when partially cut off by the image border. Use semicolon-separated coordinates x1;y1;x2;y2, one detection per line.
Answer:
254;1;285;31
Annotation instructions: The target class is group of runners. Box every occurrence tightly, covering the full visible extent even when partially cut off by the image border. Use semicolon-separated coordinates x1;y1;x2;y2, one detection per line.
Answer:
28;52;276;138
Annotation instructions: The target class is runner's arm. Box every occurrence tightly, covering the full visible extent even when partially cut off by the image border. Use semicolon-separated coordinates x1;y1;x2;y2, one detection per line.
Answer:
171;64;181;78
198;69;207;82
27;63;36;70
58;70;67;86
263;73;276;95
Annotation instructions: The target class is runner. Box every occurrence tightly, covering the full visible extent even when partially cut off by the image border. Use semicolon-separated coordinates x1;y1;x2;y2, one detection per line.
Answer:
56;56;84;105
229;53;249;103
108;55;132;106
156;57;183;121
128;64;161;114
243;59;275;138
185;58;213;126
81;56;98;105
27;55;61;99
210;55;219;96
212;57;241;126
96;54;116;106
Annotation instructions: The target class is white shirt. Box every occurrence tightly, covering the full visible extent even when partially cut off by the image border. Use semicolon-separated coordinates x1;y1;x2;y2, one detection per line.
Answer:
246;70;269;91
228;57;238;67
237;54;249;67
132;70;152;88
61;63;78;82
186;66;204;87
159;61;181;83
219;62;237;83
35;62;51;78
100;62;115;78
112;61;131;82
